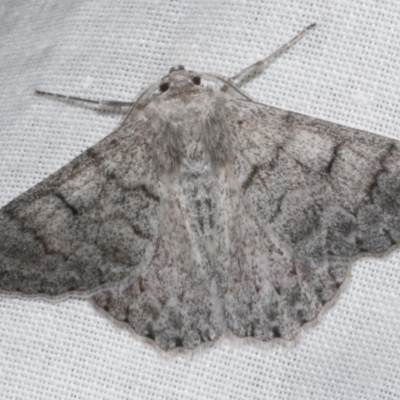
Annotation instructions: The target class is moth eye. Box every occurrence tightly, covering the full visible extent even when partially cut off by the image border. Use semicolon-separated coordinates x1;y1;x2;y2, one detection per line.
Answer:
159;82;170;92
192;76;201;85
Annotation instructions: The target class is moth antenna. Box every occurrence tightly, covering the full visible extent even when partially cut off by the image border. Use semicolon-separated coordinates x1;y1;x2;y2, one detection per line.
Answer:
35;89;134;108
230;23;316;86
121;80;165;122
199;72;254;101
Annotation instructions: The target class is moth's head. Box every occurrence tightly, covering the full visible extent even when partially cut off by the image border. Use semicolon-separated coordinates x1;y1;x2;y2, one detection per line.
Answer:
158;65;202;93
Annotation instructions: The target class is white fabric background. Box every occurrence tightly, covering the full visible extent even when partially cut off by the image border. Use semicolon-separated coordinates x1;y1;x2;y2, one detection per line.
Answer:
0;1;399;399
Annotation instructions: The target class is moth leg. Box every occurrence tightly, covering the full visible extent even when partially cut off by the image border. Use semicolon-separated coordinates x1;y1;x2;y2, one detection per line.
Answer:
229;23;316;86
35;89;134;108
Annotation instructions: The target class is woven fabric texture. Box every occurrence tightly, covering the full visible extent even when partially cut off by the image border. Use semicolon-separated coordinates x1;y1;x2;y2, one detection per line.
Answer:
0;1;399;399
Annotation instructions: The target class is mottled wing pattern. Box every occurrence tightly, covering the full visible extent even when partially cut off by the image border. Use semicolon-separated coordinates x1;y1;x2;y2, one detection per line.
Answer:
222;99;400;340
0;117;160;296
2;88;400;352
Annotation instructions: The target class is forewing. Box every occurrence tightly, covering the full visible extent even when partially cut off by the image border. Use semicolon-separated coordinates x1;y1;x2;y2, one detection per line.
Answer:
230;100;400;257
219;100;400;340
0;117;160;297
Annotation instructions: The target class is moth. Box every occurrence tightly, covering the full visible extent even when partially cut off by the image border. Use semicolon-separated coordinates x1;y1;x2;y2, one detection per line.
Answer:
1;24;399;351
